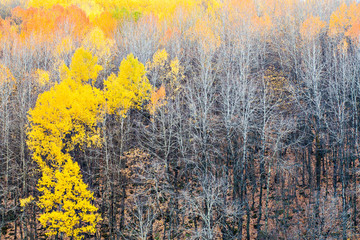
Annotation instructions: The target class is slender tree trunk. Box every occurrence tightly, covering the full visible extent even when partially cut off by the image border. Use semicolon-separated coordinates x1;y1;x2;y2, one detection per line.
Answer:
264;158;273;234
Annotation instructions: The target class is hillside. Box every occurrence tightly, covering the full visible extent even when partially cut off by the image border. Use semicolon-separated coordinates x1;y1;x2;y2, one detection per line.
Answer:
1;0;360;239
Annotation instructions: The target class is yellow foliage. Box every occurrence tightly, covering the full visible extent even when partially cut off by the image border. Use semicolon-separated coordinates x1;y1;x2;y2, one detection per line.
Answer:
95;0;202;20
168;58;183;94
0;64;16;85
0;64;16;102
27;48;104;239
28;48;155;238
169;58;180;77
77;0;103;18
20;196;35;207
26;0;223;21
254;13;273;36
263;67;292;109
61;47;103;84
264;67;289;93
27;0;103;16
81;27;114;62
146;49;183;98
56;35;75;56
37;160;101;240
91;11;117;38
35;69;50;86
104;53;152;117
187;14;221;53
28;0;211;20
147;49;168;71
145;49;183;115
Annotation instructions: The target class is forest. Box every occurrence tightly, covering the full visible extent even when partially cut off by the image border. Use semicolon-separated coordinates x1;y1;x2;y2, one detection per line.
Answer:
1;0;360;239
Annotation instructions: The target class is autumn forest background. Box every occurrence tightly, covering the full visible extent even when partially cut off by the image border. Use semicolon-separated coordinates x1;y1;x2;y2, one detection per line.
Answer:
1;0;360;239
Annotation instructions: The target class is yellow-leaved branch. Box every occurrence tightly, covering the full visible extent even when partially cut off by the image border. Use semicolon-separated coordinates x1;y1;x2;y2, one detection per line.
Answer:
27;47;172;238
27;48;104;240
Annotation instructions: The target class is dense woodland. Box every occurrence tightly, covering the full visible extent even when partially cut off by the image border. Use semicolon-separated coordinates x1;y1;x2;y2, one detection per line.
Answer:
1;0;360;239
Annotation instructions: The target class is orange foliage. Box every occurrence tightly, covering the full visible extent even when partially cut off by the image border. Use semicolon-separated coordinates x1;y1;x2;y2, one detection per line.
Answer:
148;85;166;115
329;3;350;37
56;5;90;41
328;2;360;40
12;7;56;42
300;15;326;40
0;19;4;42
91;11;117;38
11;5;90;43
0;19;16;41
252;13;273;36
345;2;360;40
160;26;181;45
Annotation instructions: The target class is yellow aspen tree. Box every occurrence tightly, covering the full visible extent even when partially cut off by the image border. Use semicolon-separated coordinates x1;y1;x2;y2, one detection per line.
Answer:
104;53;152;117
27;47;156;239
34;69;50;86
145;48;185;115
146;48;183;97
0;64;16;88
27;48;103;239
81;27;114;68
